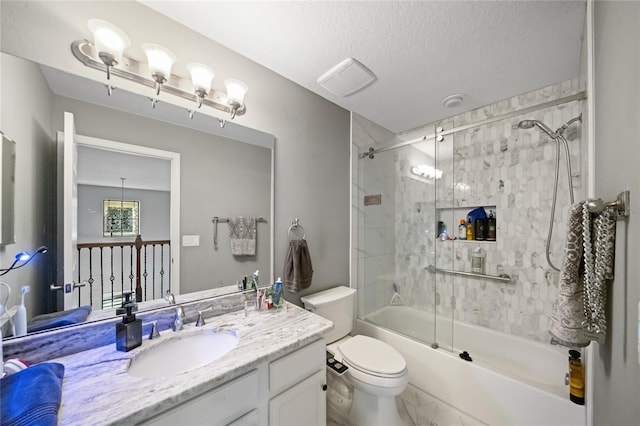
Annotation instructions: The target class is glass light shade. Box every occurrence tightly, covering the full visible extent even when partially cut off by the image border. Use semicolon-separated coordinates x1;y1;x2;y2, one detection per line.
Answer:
224;79;248;105
187;63;216;93
87;19;131;64
142;43;177;79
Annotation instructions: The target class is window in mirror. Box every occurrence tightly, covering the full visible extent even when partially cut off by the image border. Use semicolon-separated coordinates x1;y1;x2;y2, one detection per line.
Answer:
103;200;139;238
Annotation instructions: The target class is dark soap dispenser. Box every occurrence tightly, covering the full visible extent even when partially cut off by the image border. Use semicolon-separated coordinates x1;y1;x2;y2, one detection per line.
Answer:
116;303;142;352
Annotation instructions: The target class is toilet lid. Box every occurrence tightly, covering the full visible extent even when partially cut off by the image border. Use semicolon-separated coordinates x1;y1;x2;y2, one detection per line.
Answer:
339;335;406;377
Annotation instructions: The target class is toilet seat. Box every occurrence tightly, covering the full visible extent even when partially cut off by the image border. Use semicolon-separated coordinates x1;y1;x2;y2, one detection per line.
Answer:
338;335;407;379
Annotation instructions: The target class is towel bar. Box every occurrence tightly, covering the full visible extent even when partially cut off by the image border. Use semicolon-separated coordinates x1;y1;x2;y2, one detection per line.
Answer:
586;190;630;217
212;216;267;223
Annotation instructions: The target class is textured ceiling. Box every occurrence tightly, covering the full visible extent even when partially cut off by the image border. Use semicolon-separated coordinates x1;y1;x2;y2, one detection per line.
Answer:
140;1;586;133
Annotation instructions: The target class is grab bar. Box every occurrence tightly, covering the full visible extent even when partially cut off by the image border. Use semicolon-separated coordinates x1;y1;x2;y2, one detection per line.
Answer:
425;265;512;283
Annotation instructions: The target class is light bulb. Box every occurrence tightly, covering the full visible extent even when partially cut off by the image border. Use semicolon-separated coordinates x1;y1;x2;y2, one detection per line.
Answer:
224;79;248;118
142;43;177;95
187;63;215;108
87;19;131;79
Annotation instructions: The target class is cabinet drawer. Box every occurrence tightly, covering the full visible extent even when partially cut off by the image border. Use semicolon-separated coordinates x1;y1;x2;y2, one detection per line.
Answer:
269;339;324;396
228;409;259;426
140;370;258;426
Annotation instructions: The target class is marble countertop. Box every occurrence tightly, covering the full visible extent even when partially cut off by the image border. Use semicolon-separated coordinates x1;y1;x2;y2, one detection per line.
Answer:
52;303;333;426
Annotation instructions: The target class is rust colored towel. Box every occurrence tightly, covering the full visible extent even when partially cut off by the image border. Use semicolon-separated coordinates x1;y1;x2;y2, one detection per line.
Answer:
284;239;313;292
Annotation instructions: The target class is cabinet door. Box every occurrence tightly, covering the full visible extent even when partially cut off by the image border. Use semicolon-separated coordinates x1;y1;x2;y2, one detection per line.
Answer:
269;370;326;426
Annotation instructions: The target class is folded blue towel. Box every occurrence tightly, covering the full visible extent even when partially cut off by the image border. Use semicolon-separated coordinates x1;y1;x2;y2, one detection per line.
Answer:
27;305;92;333
1;362;65;426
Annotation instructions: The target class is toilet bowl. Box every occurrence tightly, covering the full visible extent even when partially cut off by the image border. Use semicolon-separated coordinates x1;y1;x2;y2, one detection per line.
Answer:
301;287;409;426
333;335;408;426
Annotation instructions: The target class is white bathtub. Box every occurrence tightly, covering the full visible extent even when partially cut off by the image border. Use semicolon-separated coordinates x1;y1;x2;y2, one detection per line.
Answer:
356;305;586;426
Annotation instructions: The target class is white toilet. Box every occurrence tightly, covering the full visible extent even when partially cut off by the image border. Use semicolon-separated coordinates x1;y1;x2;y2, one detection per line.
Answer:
301;286;408;426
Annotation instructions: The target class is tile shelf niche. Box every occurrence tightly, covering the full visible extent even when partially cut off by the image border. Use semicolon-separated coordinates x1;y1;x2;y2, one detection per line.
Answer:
436;205;497;242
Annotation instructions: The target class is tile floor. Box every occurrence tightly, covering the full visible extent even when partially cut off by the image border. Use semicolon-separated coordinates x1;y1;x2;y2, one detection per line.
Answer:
327;383;485;426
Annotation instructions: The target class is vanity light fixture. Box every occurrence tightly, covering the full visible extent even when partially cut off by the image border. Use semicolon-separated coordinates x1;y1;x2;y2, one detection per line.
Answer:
87;19;131;80
224;79;249;119
73;18;248;120
187;63;215;108
142;43;176;96
411;165;443;180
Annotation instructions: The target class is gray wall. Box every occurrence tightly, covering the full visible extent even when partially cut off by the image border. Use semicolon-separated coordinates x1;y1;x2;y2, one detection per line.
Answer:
592;1;640;424
1;1;351;307
0;53;57;319
77;185;170;242
53;96;272;294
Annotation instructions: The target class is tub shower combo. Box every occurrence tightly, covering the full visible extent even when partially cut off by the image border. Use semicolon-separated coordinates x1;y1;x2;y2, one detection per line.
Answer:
351;81;628;425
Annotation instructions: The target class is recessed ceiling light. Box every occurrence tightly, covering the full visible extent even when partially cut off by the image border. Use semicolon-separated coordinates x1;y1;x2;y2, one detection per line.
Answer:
441;93;464;108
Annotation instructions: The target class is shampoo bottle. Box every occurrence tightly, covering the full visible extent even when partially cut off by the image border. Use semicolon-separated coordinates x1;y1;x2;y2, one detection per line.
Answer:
486;210;497;241
569;350;585;405
474;218;485;241
458;220;467;240
466;220;474;240
116;303;142;352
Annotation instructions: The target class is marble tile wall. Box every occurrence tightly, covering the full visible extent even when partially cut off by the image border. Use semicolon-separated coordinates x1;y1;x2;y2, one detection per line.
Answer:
353;79;585;344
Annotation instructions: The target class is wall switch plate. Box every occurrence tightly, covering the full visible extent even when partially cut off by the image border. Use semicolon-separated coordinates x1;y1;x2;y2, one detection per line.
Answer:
182;235;200;247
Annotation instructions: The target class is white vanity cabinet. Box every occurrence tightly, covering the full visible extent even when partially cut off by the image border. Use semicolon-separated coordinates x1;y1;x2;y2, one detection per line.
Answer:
140;370;259;426
268;339;327;425
139;339;326;426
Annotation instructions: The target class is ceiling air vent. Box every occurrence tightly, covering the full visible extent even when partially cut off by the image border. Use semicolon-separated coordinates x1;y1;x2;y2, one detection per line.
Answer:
317;58;377;97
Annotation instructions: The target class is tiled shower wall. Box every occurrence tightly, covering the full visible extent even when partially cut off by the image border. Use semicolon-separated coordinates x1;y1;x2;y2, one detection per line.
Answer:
353;79;585;344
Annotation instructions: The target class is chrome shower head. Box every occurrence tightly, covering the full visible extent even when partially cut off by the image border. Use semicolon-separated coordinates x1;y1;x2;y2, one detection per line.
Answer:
517;119;556;138
517;120;535;129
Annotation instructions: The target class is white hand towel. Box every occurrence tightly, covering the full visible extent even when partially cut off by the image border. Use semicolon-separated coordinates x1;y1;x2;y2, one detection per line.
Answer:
228;217;257;256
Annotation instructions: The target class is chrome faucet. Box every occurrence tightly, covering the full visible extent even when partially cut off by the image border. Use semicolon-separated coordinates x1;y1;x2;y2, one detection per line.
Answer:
172;306;185;332
165;290;176;305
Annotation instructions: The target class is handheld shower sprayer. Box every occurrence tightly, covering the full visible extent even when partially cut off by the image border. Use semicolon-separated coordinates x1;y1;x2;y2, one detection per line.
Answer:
517;119;556;138
516;114;582;271
517;113;582;139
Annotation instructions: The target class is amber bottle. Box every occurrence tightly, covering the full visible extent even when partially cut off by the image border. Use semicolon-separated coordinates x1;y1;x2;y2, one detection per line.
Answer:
569;350;585;405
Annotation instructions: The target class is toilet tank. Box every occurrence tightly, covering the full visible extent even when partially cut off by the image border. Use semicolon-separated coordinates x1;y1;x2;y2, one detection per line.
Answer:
301;286;356;344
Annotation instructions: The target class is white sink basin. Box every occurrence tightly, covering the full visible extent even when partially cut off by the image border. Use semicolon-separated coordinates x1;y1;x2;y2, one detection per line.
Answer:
127;329;239;378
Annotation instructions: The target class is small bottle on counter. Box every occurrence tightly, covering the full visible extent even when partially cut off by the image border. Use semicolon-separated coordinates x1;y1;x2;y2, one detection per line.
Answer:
272;277;284;309
458;219;467;240
569;350;585;405
116;303;142;352
486;210;497;241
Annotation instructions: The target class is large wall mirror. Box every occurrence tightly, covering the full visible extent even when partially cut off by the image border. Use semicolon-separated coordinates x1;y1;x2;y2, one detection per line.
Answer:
0;51;274;339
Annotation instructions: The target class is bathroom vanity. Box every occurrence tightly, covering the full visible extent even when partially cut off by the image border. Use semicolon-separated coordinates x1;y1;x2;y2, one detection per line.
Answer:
45;303;332;425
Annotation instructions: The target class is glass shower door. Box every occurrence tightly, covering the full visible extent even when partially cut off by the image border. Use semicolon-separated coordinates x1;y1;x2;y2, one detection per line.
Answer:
357;126;440;347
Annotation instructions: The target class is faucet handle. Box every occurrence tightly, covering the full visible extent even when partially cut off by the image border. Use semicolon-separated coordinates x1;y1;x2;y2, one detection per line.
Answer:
143;320;160;340
195;306;213;327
